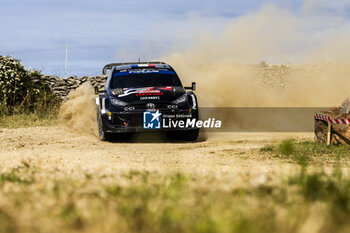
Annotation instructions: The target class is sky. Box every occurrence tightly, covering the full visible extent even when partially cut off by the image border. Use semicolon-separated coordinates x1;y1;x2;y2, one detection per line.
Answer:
1;0;349;76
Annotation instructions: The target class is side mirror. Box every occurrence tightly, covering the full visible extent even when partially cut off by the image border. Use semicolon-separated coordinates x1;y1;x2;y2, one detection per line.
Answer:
94;86;106;94
192;82;196;91
184;82;196;91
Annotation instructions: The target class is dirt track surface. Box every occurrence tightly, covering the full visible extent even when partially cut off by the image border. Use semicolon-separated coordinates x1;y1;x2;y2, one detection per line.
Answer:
0;126;313;182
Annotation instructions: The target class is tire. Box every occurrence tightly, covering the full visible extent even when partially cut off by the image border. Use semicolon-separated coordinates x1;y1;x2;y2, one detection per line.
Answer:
96;106;111;141
177;129;199;141
182;105;199;141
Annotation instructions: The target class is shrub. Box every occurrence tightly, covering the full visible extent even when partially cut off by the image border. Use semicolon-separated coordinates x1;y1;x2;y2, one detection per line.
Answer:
0;55;59;115
0;56;29;114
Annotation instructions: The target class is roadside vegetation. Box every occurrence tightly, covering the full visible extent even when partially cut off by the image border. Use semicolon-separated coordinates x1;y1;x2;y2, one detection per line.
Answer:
260;139;350;166
0;113;57;128
0;159;349;233
0;55;60;128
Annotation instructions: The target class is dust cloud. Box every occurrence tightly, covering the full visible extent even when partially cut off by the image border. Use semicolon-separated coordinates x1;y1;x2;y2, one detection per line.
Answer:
164;3;350;107
59;83;98;137
61;2;350;136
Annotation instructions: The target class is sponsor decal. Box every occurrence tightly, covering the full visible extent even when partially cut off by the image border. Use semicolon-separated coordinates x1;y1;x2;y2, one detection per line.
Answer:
118;87;170;97
124;106;135;111
136;92;163;96
118;89;138;97
143;110;162;129
146;103;156;109
137;87;160;94
191;95;197;110
129;69;159;73
140;96;160;100
158;86;173;91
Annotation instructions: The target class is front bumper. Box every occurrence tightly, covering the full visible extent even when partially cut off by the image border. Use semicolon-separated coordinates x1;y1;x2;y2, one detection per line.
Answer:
101;108;198;133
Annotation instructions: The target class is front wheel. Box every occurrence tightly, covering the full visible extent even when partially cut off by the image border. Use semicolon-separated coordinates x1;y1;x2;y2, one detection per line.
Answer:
96;107;111;141
174;129;199;141
98;123;111;141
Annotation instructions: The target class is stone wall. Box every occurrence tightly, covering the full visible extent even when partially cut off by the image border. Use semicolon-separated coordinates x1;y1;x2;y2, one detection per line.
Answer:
29;75;107;100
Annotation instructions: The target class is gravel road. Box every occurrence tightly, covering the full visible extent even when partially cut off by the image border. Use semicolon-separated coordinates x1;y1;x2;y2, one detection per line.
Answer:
0;127;314;185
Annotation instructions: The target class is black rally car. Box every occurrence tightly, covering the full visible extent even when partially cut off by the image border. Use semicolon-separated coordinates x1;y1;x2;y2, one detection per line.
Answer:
95;62;199;141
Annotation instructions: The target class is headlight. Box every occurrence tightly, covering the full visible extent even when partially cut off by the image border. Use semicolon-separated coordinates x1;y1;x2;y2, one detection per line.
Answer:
111;88;123;96
172;94;188;104
173;86;185;93
111;98;127;106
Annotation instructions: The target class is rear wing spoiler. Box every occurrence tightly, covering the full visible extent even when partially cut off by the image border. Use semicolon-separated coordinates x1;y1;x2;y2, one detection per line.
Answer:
102;61;166;75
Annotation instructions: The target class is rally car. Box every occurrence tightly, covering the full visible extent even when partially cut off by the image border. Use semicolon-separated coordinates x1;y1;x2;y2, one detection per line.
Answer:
95;62;199;141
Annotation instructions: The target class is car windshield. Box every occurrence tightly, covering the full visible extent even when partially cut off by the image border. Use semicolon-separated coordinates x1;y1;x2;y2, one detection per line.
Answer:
110;69;182;88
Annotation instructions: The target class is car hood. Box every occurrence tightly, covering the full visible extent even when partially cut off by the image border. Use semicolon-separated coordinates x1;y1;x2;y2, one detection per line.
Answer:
115;86;184;104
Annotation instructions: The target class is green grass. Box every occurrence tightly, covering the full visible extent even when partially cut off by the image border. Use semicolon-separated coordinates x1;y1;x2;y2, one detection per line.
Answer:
278;139;295;155
1;161;350;233
288;166;350;231
260;139;350;165
0;113;57;128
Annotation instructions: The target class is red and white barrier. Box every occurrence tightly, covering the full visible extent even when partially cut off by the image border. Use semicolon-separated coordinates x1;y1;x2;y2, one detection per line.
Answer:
314;113;350;124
